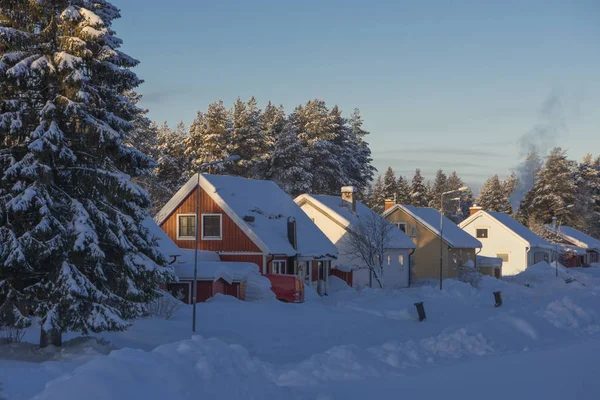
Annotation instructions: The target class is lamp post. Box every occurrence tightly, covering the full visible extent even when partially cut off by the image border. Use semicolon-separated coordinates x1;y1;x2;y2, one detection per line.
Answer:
439;186;468;290
192;155;240;333
551;204;574;278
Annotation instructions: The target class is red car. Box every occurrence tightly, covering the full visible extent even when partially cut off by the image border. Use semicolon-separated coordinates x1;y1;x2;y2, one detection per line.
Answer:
263;274;304;303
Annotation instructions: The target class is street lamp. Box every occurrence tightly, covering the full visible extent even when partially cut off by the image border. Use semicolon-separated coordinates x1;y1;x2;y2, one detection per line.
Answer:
439;186;468;290
551;204;574;278
192;155;240;333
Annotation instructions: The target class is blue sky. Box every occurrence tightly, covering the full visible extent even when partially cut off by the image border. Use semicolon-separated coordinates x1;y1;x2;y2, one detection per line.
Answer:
114;0;600;190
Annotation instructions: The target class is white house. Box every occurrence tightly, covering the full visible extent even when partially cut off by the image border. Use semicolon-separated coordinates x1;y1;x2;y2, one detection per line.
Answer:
459;209;553;276
295;187;416;288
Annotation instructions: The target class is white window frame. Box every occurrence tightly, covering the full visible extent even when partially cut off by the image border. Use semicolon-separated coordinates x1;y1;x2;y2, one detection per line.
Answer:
176;213;197;240
201;213;222;240
396;222;407;233
399;254;405;267
273;260;287;275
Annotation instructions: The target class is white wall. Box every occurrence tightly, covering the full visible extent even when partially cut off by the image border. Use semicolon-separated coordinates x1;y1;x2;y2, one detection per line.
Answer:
461;213;528;276
299;203;409;288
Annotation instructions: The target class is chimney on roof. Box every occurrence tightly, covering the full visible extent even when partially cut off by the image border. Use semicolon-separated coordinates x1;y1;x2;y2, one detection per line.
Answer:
341;186;357;214
384;198;396;212
470;204;483;216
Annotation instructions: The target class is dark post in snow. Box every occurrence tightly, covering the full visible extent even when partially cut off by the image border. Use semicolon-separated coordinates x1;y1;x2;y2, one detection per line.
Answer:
414;302;426;322
493;291;502;307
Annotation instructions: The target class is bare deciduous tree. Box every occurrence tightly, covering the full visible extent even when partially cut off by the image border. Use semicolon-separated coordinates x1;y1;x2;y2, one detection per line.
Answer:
343;212;395;288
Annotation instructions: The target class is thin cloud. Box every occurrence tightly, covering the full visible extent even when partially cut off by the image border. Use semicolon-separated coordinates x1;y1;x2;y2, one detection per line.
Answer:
374;146;508;158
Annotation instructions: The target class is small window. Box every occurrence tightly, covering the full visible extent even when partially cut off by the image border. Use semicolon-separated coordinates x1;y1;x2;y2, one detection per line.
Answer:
397;222;407;233
202;214;222;239
273;260;286;274
177;214;196;239
410;226;417;237
497;253;509;263
387;255;391;265
399;255;404;266
476;228;488;239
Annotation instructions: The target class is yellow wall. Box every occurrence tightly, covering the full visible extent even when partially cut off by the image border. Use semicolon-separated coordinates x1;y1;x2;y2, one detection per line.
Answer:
385;208;476;280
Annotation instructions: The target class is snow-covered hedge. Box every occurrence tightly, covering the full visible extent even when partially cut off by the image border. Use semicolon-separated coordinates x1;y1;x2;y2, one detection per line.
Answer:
457;260;482;288
145;291;184;320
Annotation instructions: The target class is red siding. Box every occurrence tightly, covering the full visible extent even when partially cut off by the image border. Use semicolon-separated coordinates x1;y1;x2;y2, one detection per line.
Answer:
160;187;261;253
330;269;353;287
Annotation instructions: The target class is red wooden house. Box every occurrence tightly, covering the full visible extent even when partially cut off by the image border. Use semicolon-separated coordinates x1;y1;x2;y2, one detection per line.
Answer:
545;225;600;267
154;174;338;294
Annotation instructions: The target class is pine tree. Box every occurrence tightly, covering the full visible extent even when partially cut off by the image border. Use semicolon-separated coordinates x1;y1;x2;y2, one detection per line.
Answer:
512;151;542;215
345;108;375;192
478;175;511;212
429;169;449;210
501;172;518;214
396;175;410;205
574;154;600;235
409;169;429;207
0;0;172;346
294;99;343;194
382;167;397;200
265;117;312;197
369;176;386;213
527;147;577;227
254;101;285;179
228;97;264;177
185;101;231;174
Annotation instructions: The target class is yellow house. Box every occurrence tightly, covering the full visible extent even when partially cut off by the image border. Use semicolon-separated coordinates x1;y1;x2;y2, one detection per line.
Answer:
382;204;482;280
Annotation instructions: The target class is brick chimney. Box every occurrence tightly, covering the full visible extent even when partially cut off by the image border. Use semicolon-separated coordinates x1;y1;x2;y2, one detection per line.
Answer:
470;204;483;216
384;198;396;212
341;186;357;214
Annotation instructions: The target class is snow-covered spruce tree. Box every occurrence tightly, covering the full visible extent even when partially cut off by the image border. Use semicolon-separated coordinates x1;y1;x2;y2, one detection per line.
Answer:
428;169;449;210
294;99;343;195
253;101;285;180
228;96;264;177
344;108;375;192
395;175;410;205
573;154;600;235
382;167;397;201
368;175;386;214
143;121;190;215
526;147;577;228
265;116;312;197
501;172;518;214
185;100;232;174
409;168;429;207
446;171;471;221
478;175;511;213
0;0;172;347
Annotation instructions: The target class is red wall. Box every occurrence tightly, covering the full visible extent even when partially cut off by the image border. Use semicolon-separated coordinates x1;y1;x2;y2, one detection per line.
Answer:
160;187;261;253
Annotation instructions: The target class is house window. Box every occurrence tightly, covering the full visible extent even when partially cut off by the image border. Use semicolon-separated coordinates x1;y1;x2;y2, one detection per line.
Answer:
496;253;509;263
387;255;391;265
202;214;222;239
272;260;286;274
177;214;196;239
396;222;407;233
399;255;404;266
410;226;417;237
476;228;488;239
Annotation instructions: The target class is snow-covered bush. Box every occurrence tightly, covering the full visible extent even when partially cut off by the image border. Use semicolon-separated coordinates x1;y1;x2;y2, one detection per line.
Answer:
0;326;25;345
457;260;483;288
145;290;184;320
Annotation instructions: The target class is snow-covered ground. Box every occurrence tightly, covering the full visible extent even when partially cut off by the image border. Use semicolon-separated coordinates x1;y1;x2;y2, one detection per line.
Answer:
2;269;600;400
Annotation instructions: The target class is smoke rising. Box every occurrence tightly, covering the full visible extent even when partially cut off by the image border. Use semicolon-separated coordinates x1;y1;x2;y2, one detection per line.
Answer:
510;90;568;212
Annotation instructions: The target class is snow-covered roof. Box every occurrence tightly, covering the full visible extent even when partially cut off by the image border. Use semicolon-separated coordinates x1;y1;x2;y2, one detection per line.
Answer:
142;216;181;258
557;243;587;256
172;261;260;284
544;225;600;252
155;174;338;259
486;212;553;249
177;249;221;264
476;255;503;268
295;194;416;249
384;205;481;249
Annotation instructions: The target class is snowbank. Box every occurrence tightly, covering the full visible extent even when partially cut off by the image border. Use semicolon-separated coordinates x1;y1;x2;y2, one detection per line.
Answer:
245;274;275;302
33;336;291;400
510;261;574;288
328;276;354;294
